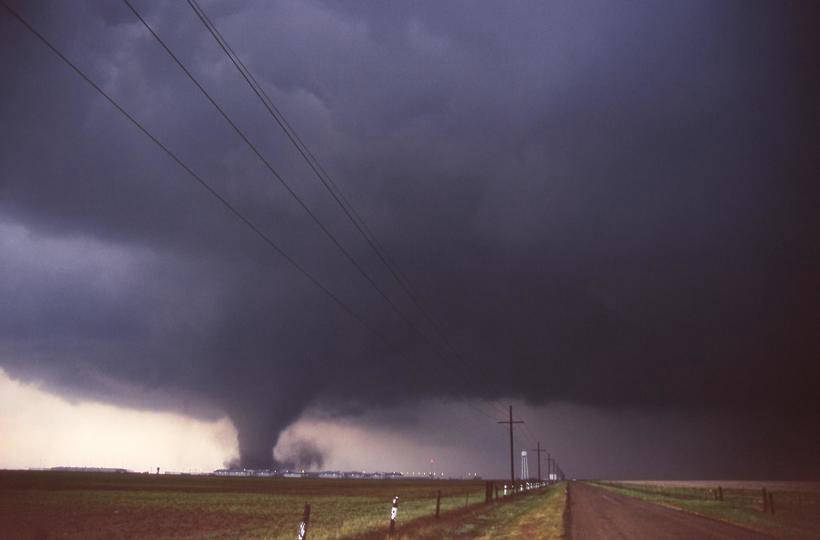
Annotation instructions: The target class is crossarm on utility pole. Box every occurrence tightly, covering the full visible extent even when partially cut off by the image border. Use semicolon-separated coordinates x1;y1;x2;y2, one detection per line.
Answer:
497;406;524;487
530;442;548;482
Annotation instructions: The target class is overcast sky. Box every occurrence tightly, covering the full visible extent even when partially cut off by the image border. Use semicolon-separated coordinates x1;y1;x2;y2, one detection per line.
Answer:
1;0;818;479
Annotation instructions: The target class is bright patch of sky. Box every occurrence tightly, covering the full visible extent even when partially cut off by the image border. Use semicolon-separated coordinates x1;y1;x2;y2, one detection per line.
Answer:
0;367;238;472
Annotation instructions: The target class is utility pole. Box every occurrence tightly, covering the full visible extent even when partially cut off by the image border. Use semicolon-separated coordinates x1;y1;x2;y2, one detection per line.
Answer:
530;442;547;482
497;406;524;487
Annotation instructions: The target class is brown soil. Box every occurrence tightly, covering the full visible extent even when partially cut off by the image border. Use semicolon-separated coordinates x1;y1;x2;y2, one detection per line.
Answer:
569;482;769;540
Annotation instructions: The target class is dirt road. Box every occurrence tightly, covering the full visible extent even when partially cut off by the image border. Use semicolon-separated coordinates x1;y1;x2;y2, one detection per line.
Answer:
569;482;769;539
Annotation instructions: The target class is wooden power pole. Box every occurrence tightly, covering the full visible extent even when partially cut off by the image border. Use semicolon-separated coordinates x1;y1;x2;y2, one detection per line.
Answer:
498;406;524;487
530;442;548;482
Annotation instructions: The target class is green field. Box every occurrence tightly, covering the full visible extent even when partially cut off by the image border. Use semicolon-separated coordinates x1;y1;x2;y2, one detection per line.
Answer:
592;480;820;539
0;471;566;539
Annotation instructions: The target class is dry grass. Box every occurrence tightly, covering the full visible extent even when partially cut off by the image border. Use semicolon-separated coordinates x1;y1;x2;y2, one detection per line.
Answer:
593;480;820;539
616;480;820;493
372;482;567;539
0;470;489;539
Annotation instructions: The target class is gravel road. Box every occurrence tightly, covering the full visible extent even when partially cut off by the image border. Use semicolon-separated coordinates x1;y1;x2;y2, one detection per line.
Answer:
569;482;770;539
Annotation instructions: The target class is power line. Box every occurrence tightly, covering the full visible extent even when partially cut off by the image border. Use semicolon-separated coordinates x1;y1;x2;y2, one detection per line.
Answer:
120;0;512;425
3;0;504;433
123;0;503;408
121;0;418;341
497;406;524;486
0;2;367;344
7;2;556;481
530;442;547;482
5;0;523;476
186;0;512;421
521;420;540;447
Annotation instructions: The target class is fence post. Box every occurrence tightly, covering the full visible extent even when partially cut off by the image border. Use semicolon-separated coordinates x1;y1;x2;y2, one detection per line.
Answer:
718;486;723;501
389;496;399;535
465;492;470;507
435;490;441;518
761;488;768;513
769;492;775;515
297;503;310;540
495;484;499;501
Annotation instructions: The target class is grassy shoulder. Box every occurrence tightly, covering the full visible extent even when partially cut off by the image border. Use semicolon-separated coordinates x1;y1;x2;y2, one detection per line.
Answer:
361;482;567;539
590;481;819;539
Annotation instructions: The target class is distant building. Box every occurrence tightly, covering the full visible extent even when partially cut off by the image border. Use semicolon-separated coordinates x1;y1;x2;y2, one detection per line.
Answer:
213;469;243;477
213;468;277;477
210;468;414;480
49;467;128;474
372;472;403;479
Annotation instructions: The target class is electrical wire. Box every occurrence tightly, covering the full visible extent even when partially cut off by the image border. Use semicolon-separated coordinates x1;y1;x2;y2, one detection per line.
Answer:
120;0;512;426
3;0;505;432
186;0;513;421
123;0;508;411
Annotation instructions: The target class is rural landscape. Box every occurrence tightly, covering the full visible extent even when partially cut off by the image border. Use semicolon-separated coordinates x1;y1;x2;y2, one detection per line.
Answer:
2;470;820;538
1;0;818;538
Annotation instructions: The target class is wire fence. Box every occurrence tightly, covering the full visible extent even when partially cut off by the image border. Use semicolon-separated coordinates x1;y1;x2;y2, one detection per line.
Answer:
598;481;820;530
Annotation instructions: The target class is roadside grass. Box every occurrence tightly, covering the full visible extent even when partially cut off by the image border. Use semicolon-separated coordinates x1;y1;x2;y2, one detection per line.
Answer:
591;481;820;539
365;481;567;539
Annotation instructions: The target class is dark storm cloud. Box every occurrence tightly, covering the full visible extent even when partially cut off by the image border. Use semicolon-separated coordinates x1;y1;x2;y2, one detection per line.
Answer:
1;0;817;475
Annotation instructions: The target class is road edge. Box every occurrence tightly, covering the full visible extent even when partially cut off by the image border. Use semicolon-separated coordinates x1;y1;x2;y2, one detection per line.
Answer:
587;482;776;539
563;481;572;539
